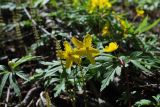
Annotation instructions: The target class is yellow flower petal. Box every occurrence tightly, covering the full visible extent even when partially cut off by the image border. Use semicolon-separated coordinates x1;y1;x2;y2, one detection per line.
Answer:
64;41;72;53
72;34;99;65
87;0;112;13
71;37;83;48
74;48;86;56
57;41;82;68
104;42;118;52
72;55;81;65
99;0;112;9
88;47;99;55
83;34;92;48
57;50;67;59
102;26;110;36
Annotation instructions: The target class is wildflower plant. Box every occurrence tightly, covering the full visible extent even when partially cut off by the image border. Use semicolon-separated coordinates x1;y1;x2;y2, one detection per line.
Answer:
0;56;37;97
0;0;159;107
48;1;160;106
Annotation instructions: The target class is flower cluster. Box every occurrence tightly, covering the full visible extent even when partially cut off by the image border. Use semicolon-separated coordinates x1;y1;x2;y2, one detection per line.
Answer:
88;0;112;13
57;34;118;68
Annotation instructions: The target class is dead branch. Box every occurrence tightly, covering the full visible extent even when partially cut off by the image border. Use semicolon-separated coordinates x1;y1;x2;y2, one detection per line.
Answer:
15;86;41;107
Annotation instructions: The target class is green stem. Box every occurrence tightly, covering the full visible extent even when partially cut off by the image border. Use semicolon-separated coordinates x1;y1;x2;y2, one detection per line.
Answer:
80;66;87;107
60;60;76;107
71;66;78;107
60;60;71;97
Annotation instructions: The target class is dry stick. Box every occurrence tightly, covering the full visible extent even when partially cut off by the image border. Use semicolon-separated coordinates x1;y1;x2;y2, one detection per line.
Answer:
5;86;10;107
27;99;34;107
23;7;54;39
139;84;160;89
15;86;41;107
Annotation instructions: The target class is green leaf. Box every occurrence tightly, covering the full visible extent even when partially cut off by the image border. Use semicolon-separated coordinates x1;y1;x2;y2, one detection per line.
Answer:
44;65;62;78
54;79;65;97
0;65;6;71
48;78;59;85
115;66;121;76
0;71;8;75
33;0;50;7
0;74;9;97
41;0;50;6
95;55;113;62
40;61;61;66
50;0;57;7
131;60;153;75
134;17;160;34
12;55;37;69
9;74;21;96
100;66;121;91
0;2;16;10
16;71;29;81
134;16;148;34
140;18;160;33
130;51;143;58
25;71;44;83
152;94;160;103
134;99;152;107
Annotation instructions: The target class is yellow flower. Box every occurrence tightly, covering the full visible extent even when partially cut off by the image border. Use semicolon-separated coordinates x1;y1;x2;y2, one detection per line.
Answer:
103;42;118;52
116;16;126;29
57;41;81;68
136;8;144;17
99;0;112;9
102;25;110;37
88;0;98;13
120;20;127;29
71;34;99;64
88;0;112;13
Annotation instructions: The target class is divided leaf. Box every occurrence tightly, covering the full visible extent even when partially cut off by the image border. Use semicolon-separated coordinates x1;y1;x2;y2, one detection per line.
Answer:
100;66;121;91
0;74;9;97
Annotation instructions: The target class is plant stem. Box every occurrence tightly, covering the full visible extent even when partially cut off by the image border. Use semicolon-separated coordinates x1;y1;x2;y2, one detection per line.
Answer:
72;66;78;107
80;66;87;107
60;60;75;106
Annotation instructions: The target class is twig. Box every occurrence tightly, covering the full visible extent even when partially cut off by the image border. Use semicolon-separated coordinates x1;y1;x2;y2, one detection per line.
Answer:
36;91;56;107
15;86;41;107
27;99;33;107
5;85;10;107
139;84;160;89
23;7;55;39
